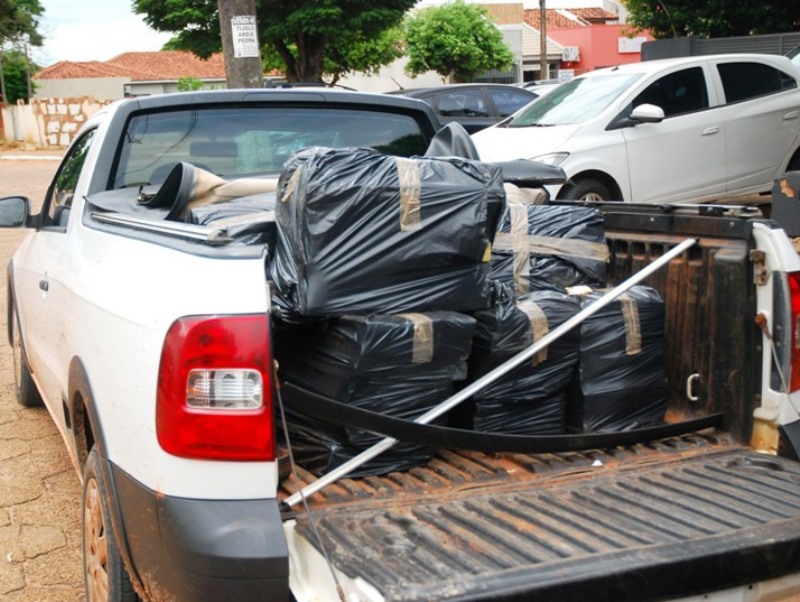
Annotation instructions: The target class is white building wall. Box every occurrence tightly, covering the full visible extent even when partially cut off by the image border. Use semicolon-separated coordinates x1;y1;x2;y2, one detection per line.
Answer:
33;77;130;101
338;56;447;93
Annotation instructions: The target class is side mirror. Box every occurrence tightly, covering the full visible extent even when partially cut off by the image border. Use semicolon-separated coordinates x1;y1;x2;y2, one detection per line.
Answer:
0;196;30;227
630;103;665;124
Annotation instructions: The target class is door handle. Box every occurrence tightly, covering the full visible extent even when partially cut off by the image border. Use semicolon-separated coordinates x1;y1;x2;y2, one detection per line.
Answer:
784;111;799;121
39;279;49;292
702;126;720;136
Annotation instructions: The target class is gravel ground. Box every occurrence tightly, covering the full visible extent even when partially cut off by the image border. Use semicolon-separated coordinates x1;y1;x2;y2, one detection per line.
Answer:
0;150;85;601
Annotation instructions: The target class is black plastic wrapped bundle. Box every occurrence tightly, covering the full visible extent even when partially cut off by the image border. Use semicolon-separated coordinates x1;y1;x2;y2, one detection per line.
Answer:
459;284;580;435
269;146;504;318
491;204;608;294
470;392;569;435
189;192;276;247
569;285;668;432
276;311;476;477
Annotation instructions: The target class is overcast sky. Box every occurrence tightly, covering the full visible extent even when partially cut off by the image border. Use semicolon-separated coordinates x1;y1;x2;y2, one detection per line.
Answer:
32;0;172;66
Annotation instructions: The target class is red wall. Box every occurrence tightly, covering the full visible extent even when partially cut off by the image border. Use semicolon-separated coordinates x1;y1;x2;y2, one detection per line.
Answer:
549;24;652;76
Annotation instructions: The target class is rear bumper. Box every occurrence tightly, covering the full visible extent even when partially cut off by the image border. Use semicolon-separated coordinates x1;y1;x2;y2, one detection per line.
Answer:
107;458;289;601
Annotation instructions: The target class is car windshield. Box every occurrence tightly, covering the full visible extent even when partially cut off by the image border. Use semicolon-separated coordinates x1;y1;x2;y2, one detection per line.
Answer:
790;45;800;69
111;106;430;189
503;73;642;127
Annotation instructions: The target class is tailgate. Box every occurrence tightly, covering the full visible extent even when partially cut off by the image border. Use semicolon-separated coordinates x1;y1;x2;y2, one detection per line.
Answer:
281;434;800;601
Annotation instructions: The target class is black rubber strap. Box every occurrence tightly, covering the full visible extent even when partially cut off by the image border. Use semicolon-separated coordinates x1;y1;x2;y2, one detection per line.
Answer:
279;381;723;454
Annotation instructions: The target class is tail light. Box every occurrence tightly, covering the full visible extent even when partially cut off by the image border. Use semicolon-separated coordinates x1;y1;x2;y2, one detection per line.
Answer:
788;272;800;392
156;315;274;461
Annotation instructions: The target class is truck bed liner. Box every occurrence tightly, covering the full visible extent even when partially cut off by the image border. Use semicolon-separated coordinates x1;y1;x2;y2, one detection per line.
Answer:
280;434;800;601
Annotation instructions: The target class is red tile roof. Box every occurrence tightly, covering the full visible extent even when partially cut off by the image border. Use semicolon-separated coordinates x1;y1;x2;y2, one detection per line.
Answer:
571;8;618;22
524;9;586;30
523;7;618;30
34;51;226;82
106;51;226;80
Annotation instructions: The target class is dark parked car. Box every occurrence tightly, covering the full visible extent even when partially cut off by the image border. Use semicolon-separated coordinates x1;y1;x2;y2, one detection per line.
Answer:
388;83;537;133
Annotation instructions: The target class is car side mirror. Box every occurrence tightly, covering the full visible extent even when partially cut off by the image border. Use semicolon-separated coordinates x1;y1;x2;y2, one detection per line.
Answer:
0;196;31;227
630;103;665;124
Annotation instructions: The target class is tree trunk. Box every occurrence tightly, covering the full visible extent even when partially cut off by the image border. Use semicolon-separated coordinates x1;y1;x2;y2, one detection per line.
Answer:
217;0;264;88
290;33;326;82
0;51;6;105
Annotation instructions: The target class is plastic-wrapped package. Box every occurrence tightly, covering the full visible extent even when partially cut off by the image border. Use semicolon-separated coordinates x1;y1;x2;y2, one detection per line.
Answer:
269;146;504;318
189;192;276;247
569;285;668;432
458;284;580;435
276;311;476;476
491;203;608;294
470;392;568;435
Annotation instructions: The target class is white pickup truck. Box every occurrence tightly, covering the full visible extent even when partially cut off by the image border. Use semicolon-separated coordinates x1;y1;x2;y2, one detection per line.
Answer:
4;88;800;602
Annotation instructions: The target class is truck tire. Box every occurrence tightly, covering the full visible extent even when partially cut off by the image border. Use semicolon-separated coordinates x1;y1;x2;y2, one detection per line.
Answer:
11;302;43;408
560;178;613;202
83;449;139;602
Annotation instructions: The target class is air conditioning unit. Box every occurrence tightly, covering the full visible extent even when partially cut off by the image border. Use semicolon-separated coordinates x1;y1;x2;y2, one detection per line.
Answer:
561;47;580;62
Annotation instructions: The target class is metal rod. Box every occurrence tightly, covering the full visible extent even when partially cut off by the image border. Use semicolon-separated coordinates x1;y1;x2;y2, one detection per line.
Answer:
283;237;697;508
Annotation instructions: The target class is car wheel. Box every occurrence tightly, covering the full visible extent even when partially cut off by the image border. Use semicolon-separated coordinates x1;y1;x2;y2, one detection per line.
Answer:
11;302;43;408
83;449;140;602
560;178;613;202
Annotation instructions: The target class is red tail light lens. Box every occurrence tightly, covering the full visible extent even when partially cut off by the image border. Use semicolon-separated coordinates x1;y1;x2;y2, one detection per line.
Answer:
156;315;274;461
789;272;800;393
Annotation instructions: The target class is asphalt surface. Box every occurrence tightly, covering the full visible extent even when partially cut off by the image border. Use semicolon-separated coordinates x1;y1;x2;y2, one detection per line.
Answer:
0;150;85;601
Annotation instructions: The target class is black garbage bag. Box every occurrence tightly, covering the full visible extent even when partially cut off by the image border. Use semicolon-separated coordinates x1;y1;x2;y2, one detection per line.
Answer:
491;203;608;293
275;311;476;476
189;192;277;247
469;391;569;435
568;285;668;432
269;146;504;318
456;283;580;435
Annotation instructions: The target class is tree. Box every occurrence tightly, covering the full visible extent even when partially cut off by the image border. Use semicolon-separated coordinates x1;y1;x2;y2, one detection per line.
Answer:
404;0;514;83
324;25;405;85
0;0;43;103
1;49;33;102
177;76;206;92
623;0;800;39
135;0;414;83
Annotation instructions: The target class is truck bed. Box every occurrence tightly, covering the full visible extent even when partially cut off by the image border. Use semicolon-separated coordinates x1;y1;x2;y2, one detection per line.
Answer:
280;433;800;601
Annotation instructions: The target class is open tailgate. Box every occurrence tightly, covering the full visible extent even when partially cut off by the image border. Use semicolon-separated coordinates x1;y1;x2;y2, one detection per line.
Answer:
281;434;800;601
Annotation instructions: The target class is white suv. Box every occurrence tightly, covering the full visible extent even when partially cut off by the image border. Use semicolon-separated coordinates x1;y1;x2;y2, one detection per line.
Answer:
472;54;800;204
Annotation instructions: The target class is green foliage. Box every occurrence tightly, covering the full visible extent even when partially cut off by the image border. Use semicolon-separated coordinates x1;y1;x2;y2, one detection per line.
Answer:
177;76;206;91
1;49;34;102
324;25;405;83
404;0;513;83
0;0;44;46
135;0;414;82
623;0;800;38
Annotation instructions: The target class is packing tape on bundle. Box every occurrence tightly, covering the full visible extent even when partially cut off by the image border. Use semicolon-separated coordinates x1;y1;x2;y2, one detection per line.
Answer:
516;299;549;365
509;205;531;294
494;232;610;262
504;182;547;206
396;157;422;232
399;312;434;364
280;164;303;204
619;294;642;355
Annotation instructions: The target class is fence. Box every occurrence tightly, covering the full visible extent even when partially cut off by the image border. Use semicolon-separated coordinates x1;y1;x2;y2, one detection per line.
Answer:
1;97;110;148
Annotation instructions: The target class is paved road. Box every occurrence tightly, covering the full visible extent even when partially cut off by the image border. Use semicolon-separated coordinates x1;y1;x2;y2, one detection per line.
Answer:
0;151;85;601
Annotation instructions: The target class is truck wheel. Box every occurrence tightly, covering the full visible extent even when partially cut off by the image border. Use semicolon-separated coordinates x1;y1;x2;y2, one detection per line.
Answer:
83;449;139;602
560;178;613;202
11;302;43;408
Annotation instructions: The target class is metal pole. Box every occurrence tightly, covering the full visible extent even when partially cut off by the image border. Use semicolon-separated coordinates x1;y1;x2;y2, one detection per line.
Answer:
539;0;548;81
283;237;697;508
